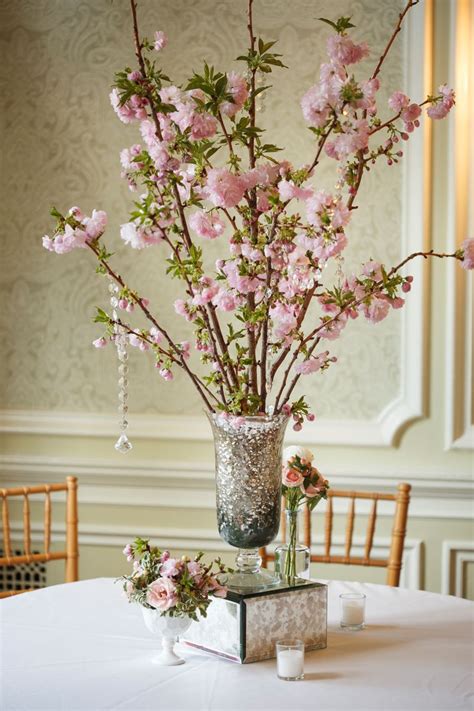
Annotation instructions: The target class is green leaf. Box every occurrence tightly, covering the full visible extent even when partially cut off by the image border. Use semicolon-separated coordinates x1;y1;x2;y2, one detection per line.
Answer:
93;307;110;324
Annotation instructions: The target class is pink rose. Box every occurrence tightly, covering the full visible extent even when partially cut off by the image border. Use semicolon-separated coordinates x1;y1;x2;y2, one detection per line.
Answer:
147;577;177;612
282;467;304;488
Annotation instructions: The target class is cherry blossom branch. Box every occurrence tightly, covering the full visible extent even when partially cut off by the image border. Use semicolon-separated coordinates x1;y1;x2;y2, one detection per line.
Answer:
276;249;461;411
87;242;215;411
129;9;240;395
371;0;420;81
130;0;164;142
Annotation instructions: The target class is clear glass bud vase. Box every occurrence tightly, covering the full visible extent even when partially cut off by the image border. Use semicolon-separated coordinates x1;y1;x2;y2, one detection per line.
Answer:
274;509;311;580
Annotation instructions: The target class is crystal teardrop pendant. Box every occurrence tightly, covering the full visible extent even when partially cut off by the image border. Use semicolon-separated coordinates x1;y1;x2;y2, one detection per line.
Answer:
114;432;132;453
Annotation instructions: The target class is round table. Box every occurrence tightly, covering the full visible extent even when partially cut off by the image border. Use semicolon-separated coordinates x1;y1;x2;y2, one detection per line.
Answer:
1;577;473;710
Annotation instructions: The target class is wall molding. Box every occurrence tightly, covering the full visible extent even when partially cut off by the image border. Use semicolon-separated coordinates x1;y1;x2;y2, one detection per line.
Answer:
444;0;474;451
441;540;474;597
1;453;472;520
8;521;423;591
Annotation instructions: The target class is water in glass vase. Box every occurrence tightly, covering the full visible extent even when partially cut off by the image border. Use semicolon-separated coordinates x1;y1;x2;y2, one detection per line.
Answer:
274;509;310;580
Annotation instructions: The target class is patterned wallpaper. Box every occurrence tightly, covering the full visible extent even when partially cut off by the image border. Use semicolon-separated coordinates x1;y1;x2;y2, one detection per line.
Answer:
0;0;404;419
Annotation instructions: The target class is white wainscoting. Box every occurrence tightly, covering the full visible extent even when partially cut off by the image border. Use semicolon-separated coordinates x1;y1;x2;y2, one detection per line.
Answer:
0;453;472;520
8;521;423;591
441;540;474;597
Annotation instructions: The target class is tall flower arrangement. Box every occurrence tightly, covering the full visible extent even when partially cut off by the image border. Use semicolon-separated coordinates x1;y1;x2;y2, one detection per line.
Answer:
42;0;472;440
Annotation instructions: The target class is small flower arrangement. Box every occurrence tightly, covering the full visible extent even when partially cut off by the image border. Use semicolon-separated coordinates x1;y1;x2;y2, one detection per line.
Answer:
282;445;330;512
280;446;329;579
121;537;231;620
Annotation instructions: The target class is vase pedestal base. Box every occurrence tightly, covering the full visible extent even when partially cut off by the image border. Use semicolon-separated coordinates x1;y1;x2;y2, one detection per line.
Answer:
226;568;279;593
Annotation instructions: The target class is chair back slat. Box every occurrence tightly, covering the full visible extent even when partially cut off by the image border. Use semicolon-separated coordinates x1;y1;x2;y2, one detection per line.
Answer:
0;477;79;596
324;496;333;557
344;496;356;560
364;498;378;562
260;483;411;587
1;493;12;558
44;490;51;555
23;491;31;557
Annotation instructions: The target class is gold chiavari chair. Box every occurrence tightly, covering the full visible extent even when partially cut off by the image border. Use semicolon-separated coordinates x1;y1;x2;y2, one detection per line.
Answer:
260;482;411;586
0;476;79;597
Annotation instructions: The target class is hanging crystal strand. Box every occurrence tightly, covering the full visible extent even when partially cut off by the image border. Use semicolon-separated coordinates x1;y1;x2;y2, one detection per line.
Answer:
109;280;132;453
335;254;345;287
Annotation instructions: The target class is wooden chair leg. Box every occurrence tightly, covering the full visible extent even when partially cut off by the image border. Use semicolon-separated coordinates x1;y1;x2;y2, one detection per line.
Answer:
387;483;411;586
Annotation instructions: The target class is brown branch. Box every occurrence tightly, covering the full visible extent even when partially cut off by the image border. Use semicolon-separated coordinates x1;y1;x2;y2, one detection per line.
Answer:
371;0;419;81
129;0;164;142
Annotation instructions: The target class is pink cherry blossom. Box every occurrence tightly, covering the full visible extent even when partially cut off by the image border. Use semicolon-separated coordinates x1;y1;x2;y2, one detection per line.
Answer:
205;168;246;208
92;337;107;349
301;84;331;128
154;30;167;51
213;289;237;312
120;221;163;249
189;210;225;239
149;327;163;344
221;72;249;117
294;352;328;375
461;238;474;270
174;298;194;321
84;209;107;240
362;295;391;323
427;84;455;119
269;302;298;340
147;577;178;611
120;144;142;171
388;91;410;112
325;119;370;160
159;368;173;381
327;34;369;65
362;260;383;281
190;111;218;140
278;179;313;202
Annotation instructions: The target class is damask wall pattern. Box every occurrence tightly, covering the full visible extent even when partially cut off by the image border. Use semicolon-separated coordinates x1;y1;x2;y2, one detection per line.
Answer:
0;0;404;419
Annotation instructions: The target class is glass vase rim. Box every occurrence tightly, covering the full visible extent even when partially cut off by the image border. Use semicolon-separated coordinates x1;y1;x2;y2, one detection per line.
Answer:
205;410;289;425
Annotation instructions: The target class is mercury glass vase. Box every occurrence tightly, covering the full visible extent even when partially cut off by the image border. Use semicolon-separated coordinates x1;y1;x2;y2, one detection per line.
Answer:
142;607;192;666
207;412;288;592
274;508;311;581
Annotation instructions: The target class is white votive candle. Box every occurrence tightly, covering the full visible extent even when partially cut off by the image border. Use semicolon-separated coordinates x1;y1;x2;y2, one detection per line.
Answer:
340;593;366;630
276;639;305;680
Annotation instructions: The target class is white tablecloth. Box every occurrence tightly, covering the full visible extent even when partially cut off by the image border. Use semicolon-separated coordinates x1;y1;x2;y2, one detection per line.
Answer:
1;577;473;711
